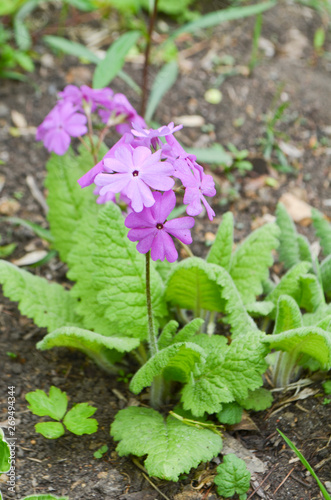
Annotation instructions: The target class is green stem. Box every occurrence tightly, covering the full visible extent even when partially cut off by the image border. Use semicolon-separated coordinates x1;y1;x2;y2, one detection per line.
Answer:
145;251;158;356
273;350;300;388
141;0;159;117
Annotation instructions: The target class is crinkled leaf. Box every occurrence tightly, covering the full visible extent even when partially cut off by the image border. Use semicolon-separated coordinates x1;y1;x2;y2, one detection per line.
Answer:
214;454;251;498
238;387;273;411
297;234;313;264
266;261;312;313
63;403;98;435
0;261;81;331
229;223;280;304
158;318;204;350
158;320;179;350
273;295;303;335
37;327;139;373
35;422;65;440
321;255;331;294
45;147;96;262
93;203;166;339
181;330;269;416
26;386;68;421
165;258;256;337
276;202;300;269
246;301;275;317
130;342;206;392
206;211;234;270
0;428;11;474
316;316;331;332
263;326;331;370
298;274;325;312
217;402;243;425
303;304;331;327
93;31;140;89
111;407;223;481
312;208;331;257
190;333;228;356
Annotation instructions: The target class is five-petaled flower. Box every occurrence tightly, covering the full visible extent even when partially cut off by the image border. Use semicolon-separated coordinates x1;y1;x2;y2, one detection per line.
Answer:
125;190;195;263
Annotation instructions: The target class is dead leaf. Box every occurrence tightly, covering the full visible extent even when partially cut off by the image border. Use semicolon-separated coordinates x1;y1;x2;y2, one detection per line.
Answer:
65;66;92;85
251;214;276;230
279;141;303;158
0;198;20;216
229;412;260;432
244;175;268;197
205;232;216;244
279;192;312;225
11;110;27;128
174;115;205;127
283;28;308;59
12;250;48;266
0;175;5;194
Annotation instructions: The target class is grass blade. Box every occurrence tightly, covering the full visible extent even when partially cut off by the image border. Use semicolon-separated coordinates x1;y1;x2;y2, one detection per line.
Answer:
3;217;53;242
145;60;178;122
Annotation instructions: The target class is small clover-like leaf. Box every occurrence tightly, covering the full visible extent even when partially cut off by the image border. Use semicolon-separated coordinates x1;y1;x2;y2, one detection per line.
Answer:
111;407;223;481
35;422;65;440
0;428;11;473
26;387;68;421
63;403;98;435
214;454;251;498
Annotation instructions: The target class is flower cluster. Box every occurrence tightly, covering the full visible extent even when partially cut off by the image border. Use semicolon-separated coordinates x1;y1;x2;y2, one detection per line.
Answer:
36;85;145;155
79;121;216;262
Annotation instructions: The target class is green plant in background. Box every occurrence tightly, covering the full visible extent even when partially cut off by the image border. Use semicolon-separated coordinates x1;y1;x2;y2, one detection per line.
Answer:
93;444;109;458
26;386;98;439
277;429;331;500
0;22;34;80
214;454;251;500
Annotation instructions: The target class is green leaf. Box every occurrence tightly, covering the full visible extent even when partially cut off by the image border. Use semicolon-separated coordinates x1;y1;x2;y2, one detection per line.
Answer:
321;255;331;294
266;261;312;312
299;274;325;312
229;223;280;305
214;454;251;499
206;211;233;270
312;208;331;257
37;327;140;373
63;403;98;435
130;342;206;392
273;295;303;334
186;144;232;166
297;234;313;264
303;304;331;327
157;320;179;350
92;203;166;339
263;326;331;370
35;422;65;440
0;260;81;331
277;430;331;500
25;386;68;420
181;330;269;416
322;381;331;395
2;217;53;242
217;402;243;425
22;495;69;500
111;407;223;481
14;19;31;51
276;202;300;269
0;242;16;258
93;31;140;89
0;428;11;474
43;35;100;63
145;60;178;122
45;147;96;262
246;301;275;317
170;1;275;39
158;318;205;350
238;387;273;411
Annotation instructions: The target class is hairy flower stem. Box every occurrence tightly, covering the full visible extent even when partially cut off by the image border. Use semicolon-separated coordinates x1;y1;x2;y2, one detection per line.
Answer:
141;0;158;117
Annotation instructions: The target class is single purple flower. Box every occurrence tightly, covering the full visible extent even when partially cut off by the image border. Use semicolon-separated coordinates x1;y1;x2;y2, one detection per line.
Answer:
58;85;113;112
98;93;146;134
125;190;195;262
176;163;216;221
36;101;87;155
94;144;174;213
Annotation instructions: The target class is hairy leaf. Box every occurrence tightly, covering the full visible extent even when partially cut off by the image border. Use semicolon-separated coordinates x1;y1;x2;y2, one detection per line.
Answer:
111;407;223;481
263;326;331;369
0;429;10;474
37;327;139;373
214;454;251;499
181;330;269;416
206;211;233;270
229;223;280;304
312;208;331;257
35;422;65;440
130;342;206;392
0;261;81;331
158;320;179;350
158;318;204;350
246;301;275;317
273;295;302;334
238;387;273;411
298;274;325;312
321;255;331;294
217;402;243;425
276;202;300;269
303;304;331;327
297;234;313;264
63;403;98;435
45;147;96;262
26;386;68;421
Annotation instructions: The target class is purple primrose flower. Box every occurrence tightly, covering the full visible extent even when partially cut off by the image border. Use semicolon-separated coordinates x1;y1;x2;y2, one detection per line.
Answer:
58;85;113;112
94;144;174;213
125;190;195;263
36;101;87;155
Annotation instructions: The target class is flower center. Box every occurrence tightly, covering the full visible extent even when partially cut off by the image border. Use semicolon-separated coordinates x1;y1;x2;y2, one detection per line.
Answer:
156;223;163;230
132;170;139;177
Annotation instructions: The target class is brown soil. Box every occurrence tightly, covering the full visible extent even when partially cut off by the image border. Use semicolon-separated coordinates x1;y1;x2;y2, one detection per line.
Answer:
0;2;331;499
